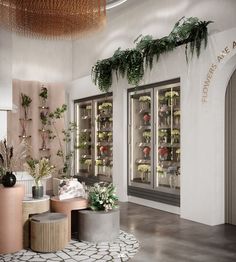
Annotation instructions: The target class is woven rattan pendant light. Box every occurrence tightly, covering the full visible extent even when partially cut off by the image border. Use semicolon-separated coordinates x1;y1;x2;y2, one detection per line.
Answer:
0;0;106;39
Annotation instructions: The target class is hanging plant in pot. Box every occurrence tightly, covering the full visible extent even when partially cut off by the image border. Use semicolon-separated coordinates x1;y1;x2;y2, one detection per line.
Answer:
0;139;28;187
24;158;54;199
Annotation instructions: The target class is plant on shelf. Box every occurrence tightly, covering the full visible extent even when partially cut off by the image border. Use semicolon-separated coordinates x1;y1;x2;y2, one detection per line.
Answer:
92;17;212;92
137;164;151;182
143;146;151;158
139;96;151;102
159;129;168;143
165;90;179;106
171;129;180;143
21;93;32;120
143;130;151;143
157;165;165;176
0;139;28;187
88;182;118;212
24;158;54;198
39;85;48;106
158;147;169;161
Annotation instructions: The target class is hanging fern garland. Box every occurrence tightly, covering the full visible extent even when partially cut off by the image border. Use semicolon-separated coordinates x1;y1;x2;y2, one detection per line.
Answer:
91;17;212;92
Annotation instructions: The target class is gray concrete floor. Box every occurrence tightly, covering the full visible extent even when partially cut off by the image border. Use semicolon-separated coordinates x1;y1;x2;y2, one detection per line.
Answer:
119;202;236;262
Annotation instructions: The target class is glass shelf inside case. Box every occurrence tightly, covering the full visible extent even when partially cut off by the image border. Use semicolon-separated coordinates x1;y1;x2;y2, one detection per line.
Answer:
156;86;180;192
129;90;152;186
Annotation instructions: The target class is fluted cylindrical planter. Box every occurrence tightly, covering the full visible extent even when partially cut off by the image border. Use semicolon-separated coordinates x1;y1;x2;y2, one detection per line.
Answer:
78;208;120;243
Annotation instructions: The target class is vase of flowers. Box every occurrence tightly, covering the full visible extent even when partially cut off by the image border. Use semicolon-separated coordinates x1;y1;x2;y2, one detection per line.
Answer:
0;139;28;187
165;91;179;107
157;165;166;185
143;146;151;159
143;131;151;143
167;166;177;189
95;159;103;175
99;102;112;115
158;147;168;161
171;129;180;143
85;104;92;117
159;129;168;143
139;95;151;111
143;113;151;125
176;148;180;162
78;182;119;243
174;110;181;126
24;158;54;199
137;164;151;182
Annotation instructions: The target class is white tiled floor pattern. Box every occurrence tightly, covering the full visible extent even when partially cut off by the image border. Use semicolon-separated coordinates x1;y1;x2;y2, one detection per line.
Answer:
0;231;139;262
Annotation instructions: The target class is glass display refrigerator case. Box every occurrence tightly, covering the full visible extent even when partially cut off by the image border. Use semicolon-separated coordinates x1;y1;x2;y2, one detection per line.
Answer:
128;80;180;206
74;94;113;184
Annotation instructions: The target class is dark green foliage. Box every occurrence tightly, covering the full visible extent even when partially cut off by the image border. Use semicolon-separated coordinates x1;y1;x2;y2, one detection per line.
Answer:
91;17;212;93
21;93;32;108
39;86;48;99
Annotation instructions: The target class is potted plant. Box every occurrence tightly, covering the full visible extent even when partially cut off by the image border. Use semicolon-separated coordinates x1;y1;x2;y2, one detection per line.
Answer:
0;139;28;187
174;110;181;126
39;85;48;107
171;129;180;143
98;102;112;115
139;95;151;111
137;164;151;182
24;158;54;199
21;93;32;120
164;90;179;106
143;130;151;143
78;182;119;242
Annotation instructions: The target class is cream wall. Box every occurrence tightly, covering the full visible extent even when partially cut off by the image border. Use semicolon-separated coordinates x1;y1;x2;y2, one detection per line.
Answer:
69;0;236;225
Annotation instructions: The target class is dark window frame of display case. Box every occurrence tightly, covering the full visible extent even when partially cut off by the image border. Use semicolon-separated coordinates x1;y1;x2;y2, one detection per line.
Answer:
127;78;181;207
74;93;113;186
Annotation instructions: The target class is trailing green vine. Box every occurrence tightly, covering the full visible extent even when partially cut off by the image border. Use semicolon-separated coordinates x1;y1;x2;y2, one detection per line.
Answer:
92;17;212;92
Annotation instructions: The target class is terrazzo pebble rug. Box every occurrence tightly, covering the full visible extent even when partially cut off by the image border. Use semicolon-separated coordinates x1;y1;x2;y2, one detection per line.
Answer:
0;231;139;262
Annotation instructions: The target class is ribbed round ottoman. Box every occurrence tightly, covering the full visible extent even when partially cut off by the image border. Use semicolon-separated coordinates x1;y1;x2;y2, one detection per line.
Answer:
30;212;68;252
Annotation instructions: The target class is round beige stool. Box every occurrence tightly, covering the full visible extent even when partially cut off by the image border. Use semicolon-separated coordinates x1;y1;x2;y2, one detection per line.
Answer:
30;212;68;252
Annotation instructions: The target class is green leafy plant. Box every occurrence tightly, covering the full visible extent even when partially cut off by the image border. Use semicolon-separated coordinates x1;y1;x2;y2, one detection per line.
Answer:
88;182;118;212
92;17;212;92
24;158;55;187
39;86;48;100
47;104;77;176
21;93;32;119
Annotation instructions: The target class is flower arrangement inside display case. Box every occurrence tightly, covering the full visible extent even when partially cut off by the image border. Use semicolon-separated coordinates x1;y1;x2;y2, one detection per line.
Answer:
173;110;181;126
159;129;169;143
98;102;112;115
143;131;151;143
171;129;180;143
139;95;151;111
165;90;180;106
158;147;169;161
137;164;151;182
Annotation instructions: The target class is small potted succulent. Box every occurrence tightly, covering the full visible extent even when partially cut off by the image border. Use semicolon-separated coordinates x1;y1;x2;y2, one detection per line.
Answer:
24;158;54;199
78;182;119;243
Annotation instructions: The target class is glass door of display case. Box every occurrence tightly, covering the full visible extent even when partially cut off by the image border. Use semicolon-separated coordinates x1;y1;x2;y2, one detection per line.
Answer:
128;80;181;204
74;101;94;177
74;94;113;183
128;89;153;189
94;97;113;182
154;83;180;194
